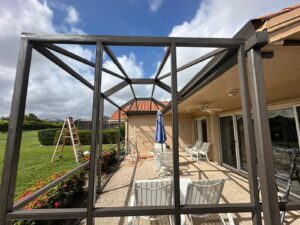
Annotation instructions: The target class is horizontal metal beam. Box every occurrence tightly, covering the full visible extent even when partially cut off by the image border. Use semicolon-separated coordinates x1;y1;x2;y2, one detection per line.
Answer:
135;97;152;101
158;48;228;80
7;208;87;220
181;203;255;214
125;111;158;115
6;202;300;221
14;161;90;209
44;43;126;81
24;33;244;48
93;206;174;217
103;81;128;97
131;79;155;84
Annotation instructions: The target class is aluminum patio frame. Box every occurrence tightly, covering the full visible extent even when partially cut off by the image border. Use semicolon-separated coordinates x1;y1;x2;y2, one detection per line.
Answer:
1;32;300;225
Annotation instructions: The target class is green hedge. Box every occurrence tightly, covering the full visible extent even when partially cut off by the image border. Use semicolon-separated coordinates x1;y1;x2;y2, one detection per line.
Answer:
37;129;60;145
0;120;8;131
0;120;62;132
38;128;124;146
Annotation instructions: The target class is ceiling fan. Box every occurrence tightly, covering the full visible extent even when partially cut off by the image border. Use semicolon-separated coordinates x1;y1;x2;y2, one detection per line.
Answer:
187;103;222;114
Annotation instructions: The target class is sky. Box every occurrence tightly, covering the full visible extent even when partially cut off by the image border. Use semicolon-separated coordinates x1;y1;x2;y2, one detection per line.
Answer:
0;0;299;119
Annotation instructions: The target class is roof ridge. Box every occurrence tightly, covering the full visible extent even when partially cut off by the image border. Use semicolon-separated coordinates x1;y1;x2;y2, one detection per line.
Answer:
258;3;300;21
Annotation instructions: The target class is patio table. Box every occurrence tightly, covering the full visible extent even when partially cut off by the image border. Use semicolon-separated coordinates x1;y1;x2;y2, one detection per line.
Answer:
150;148;172;171
127;178;191;225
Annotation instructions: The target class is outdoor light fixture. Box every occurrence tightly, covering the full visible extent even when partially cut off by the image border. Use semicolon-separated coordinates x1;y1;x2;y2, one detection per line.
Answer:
227;89;239;97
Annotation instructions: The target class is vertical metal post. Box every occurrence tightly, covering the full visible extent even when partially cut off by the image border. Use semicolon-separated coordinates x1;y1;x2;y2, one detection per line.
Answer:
117;110;121;161
170;42;181;225
97;97;104;193
0;38;32;225
237;44;261;225
247;48;280;225
87;41;103;225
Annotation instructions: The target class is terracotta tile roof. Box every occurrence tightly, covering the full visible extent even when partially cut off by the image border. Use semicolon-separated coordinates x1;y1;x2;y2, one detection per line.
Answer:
258;3;300;21
109;100;169;121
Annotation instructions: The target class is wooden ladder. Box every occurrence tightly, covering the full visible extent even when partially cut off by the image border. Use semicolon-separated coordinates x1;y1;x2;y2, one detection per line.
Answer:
51;117;83;163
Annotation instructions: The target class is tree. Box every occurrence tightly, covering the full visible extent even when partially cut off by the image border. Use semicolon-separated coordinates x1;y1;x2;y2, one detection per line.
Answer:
24;113;40;121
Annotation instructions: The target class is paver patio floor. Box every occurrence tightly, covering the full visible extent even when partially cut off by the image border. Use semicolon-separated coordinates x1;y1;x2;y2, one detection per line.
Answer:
81;152;300;225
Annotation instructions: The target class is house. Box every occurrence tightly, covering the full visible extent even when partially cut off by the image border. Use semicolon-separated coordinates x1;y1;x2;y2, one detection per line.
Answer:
122;4;300;178
110;100;169;148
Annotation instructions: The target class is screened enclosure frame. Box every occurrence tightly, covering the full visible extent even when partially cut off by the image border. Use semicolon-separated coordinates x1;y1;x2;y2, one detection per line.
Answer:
1;32;300;225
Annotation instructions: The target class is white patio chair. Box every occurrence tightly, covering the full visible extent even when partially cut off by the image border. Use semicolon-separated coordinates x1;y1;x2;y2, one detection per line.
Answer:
191;142;210;163
186;140;202;156
159;152;173;177
185;178;228;225
132;179;173;225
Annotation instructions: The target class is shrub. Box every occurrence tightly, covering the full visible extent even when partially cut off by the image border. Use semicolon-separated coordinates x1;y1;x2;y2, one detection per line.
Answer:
23;121;62;130
103;129;119;144
38;126;124;146
101;150;117;171
53;130;91;145
120;124;125;140
0;119;62;132
14;169;87;225
37;129;60;146
0;120;9;132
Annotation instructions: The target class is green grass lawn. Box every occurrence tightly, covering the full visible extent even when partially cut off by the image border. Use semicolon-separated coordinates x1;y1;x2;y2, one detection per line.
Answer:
0;130;113;200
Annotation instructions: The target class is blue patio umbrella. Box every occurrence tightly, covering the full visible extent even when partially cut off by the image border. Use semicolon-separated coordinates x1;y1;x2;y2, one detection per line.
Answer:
155;110;167;151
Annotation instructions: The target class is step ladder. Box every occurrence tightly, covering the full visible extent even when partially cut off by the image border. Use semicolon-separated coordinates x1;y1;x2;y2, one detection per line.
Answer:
51;117;83;163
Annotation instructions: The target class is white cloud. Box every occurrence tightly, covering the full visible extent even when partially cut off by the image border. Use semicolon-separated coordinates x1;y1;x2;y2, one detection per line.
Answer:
154;0;300;96
65;6;79;25
149;0;163;12
1;0;299;119
169;0;300;38
0;0;145;119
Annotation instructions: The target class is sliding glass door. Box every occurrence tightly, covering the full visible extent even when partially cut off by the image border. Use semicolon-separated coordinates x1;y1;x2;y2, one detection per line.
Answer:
236;115;248;171
220;116;237;168
220;115;248;171
220;106;300;179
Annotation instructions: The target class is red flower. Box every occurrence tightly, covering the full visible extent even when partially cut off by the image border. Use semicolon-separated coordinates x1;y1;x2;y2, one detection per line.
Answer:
54;202;60;208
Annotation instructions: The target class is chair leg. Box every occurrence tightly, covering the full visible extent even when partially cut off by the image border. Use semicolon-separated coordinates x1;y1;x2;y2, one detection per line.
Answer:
137;216;140;225
206;153;209;162
218;213;226;225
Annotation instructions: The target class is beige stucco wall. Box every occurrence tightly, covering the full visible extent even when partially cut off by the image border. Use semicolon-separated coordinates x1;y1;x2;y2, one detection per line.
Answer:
127;113;194;154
